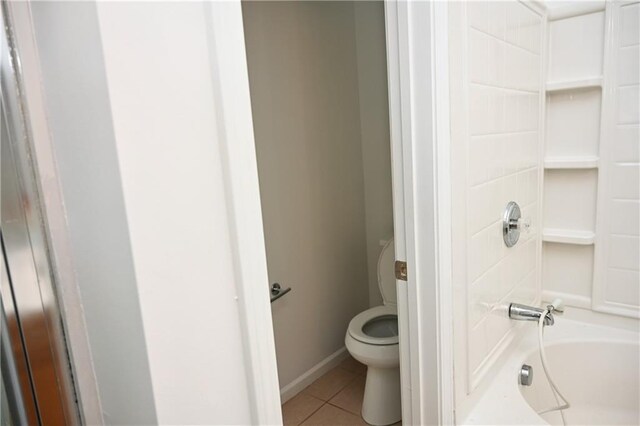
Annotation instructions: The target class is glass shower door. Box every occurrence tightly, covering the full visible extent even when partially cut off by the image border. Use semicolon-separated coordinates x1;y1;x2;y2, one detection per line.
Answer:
1;234;38;425
0;3;79;424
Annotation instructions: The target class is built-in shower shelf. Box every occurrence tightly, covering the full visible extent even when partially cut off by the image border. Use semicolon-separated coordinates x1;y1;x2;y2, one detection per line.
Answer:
546;77;603;93
544;156;599;169
547;2;605;21
542;229;595;245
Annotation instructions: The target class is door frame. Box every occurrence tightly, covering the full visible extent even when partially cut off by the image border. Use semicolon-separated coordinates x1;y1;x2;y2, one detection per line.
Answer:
217;0;455;424
202;2;283;424
220;1;456;424
384;1;455;424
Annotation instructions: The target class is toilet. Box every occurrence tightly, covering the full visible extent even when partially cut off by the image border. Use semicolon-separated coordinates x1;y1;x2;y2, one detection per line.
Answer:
345;238;400;426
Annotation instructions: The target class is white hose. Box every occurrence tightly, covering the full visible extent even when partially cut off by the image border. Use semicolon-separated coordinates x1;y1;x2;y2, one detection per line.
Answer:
536;309;570;425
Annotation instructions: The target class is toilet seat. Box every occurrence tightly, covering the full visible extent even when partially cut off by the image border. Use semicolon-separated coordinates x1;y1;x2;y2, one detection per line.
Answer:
348;305;398;346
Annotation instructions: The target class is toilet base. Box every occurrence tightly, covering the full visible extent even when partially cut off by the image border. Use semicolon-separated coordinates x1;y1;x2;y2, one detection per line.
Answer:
361;366;401;425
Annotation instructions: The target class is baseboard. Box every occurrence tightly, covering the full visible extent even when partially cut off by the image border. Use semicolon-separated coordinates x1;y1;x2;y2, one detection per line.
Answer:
280;346;349;403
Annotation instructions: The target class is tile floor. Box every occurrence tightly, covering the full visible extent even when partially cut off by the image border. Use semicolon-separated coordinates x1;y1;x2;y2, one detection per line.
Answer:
281;356;402;426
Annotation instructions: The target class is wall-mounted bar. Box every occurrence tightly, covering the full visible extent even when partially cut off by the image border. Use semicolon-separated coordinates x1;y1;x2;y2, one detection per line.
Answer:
270;283;291;303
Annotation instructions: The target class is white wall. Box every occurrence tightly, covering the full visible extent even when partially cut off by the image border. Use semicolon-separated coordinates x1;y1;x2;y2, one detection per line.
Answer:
449;0;545;417
31;1;258;424
242;1;378;391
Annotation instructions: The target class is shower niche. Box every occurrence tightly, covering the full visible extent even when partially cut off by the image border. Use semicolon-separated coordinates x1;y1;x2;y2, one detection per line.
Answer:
542;9;604;305
542;3;640;318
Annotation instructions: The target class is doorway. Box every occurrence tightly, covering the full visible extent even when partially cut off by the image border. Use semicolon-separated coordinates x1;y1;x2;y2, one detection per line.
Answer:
242;1;396;424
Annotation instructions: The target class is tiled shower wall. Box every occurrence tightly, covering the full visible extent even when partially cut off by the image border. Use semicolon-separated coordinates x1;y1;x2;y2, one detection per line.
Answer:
450;0;545;407
593;2;639;317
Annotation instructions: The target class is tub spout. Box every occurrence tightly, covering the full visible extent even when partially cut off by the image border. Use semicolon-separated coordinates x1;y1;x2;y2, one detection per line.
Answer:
508;303;554;326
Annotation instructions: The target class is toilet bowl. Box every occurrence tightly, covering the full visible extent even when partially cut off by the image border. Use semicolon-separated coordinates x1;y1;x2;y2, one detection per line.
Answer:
345;238;400;426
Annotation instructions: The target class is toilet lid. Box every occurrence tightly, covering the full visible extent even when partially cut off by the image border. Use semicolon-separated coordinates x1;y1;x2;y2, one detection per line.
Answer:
378;238;397;305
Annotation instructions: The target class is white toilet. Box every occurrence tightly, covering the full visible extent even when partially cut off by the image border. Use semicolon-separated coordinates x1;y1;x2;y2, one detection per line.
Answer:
345;238;400;426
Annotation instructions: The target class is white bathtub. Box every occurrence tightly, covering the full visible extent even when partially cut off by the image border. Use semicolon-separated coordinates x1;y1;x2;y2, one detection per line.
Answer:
462;315;640;425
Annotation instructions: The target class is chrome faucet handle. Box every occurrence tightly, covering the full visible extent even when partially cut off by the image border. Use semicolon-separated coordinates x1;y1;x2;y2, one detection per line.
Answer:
515;217;531;233
546;298;565;315
543;310;555;326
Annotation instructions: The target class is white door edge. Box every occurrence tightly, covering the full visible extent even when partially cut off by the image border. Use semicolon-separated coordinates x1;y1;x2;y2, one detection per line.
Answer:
432;2;456;424
204;2;283;425
385;1;455;424
383;1;414;423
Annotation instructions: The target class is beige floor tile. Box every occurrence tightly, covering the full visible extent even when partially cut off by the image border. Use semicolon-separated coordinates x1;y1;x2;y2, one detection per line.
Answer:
301;404;366;426
338;356;367;376
303;367;357;401
328;376;365;415
282;393;324;426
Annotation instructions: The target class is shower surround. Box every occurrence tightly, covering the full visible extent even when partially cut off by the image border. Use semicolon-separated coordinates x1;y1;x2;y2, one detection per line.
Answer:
449;0;639;423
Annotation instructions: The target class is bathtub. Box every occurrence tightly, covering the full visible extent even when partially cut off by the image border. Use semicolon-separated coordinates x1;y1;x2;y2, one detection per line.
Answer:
462;314;640;425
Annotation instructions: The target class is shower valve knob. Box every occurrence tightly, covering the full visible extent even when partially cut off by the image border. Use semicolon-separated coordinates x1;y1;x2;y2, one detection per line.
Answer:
503;201;530;247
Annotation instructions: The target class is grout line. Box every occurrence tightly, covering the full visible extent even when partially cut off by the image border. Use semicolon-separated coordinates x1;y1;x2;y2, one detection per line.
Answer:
469;129;540;138
287;360;369;425
469;267;537;332
468;200;538;238
326;400;362;418
613;161;640;166
619;41;640;48
471;80;540;95
610;198;640;203
471;130;539;139
608;265;640;273
617;82;640;89
469;166;539;190
469;25;541;56
295;401;327;426
609;233;640;239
